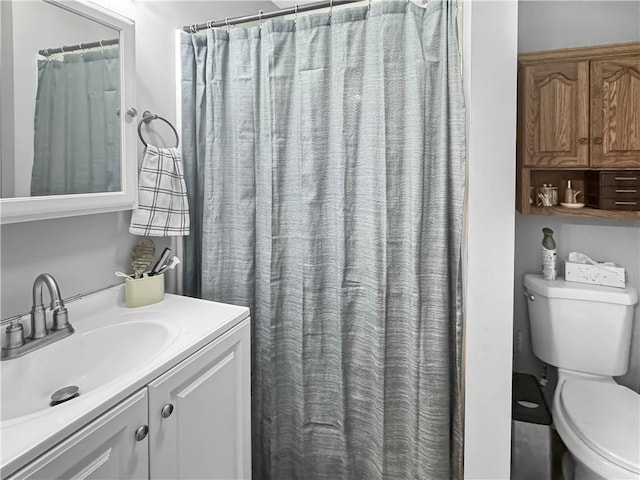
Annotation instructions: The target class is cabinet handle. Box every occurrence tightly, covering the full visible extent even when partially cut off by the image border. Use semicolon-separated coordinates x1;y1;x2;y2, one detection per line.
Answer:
616;189;638;194
593;137;603;145
615;201;637;205
135;425;149;441
161;403;174;419
615;177;638;181
579;137;588;145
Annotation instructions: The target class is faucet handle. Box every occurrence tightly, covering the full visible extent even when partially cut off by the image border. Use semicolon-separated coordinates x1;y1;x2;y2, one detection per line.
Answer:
4;321;25;349
52;307;71;331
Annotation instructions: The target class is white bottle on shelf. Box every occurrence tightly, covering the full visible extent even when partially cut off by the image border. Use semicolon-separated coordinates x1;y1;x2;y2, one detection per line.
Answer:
565;180;575;204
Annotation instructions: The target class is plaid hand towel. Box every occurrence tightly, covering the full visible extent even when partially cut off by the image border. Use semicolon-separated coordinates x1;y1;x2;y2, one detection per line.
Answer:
129;144;190;236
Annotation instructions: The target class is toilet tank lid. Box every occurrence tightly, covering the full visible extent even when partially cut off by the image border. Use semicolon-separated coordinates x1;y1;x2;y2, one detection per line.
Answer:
524;274;639;305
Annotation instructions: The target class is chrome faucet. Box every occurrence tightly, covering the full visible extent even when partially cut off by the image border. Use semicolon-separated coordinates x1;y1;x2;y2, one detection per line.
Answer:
1;273;74;360
31;273;70;338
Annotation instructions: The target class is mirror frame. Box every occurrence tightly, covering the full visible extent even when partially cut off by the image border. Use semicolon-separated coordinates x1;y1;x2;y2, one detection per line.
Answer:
0;0;137;224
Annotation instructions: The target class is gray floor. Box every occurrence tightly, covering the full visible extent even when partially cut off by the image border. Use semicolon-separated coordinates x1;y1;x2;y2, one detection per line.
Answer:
552;429;568;480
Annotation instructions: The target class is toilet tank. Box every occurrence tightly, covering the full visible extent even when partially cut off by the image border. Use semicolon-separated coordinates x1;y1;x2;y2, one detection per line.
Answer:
524;274;639;376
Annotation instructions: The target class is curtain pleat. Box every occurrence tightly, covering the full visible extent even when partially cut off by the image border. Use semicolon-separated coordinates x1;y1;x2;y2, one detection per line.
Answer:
181;2;465;478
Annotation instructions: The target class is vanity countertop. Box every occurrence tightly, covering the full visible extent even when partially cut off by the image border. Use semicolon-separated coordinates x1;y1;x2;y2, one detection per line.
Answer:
0;286;249;478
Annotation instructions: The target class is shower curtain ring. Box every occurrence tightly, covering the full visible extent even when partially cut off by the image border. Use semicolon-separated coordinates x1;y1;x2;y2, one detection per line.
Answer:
329;0;333;19
225;17;230;30
258;10;264;28
190;24;197;33
368;0;371;12
294;3;298;25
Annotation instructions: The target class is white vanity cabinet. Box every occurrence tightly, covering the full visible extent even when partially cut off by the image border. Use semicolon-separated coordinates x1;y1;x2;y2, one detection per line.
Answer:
148;318;251;479
7;390;149;480
6;318;251;480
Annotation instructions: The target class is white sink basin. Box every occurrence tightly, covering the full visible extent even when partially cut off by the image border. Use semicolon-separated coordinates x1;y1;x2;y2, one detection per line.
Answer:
1;316;176;423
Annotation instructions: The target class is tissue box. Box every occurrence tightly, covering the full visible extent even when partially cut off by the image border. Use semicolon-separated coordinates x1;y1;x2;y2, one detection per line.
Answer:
565;261;626;288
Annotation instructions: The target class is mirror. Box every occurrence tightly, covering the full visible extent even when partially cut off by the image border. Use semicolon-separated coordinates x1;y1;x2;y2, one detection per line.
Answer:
0;0;136;223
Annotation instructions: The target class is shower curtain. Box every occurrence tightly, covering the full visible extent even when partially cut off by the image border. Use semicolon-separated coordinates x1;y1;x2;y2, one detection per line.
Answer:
31;48;120;196
181;1;465;478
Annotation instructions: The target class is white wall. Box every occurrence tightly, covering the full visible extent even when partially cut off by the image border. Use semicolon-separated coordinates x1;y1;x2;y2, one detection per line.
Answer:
515;1;640;393
463;1;518;478
518;1;640;52
0;0;275;320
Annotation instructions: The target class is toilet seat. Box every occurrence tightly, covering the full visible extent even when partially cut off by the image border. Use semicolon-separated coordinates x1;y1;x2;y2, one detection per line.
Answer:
559;379;640;474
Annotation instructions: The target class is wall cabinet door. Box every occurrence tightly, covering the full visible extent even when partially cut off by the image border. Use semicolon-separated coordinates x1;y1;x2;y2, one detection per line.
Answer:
521;60;590;167
7;390;149;480
590;56;640;168
148;319;251;480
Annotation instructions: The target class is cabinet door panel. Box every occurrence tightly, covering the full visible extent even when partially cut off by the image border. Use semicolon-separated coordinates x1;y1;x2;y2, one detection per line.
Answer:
591;56;640;167
148;319;251;480
7;390;148;480
522;61;589;167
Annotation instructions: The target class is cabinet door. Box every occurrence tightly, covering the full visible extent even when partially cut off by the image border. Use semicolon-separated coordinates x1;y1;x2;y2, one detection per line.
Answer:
7;390;149;480
148;319;251;480
521;60;590;167
591;56;640;168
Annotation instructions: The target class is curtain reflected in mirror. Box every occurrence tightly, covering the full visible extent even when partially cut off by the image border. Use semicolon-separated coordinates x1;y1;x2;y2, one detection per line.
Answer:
31;45;120;196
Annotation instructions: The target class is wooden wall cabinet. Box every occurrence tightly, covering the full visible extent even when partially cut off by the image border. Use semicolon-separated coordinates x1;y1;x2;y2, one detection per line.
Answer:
517;42;640;219
520;60;590;167
591;57;640;168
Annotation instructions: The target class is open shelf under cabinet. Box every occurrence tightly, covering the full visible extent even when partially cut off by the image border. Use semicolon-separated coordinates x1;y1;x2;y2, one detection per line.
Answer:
518;169;640;220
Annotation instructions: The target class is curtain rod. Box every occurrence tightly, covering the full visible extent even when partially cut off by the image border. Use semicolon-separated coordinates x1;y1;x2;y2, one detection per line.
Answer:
183;0;364;33
38;38;118;57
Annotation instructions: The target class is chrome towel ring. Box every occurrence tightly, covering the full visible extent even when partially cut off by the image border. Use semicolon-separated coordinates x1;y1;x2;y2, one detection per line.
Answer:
137;110;180;148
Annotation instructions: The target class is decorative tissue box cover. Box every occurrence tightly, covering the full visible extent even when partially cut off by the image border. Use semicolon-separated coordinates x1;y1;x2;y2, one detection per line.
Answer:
565;261;626;288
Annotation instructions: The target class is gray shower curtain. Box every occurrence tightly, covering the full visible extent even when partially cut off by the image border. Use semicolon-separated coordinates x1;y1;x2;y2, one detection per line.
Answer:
31;48;120;196
181;1;465;478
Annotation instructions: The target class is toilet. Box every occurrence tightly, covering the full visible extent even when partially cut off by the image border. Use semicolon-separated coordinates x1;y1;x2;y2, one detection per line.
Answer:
524;274;640;480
